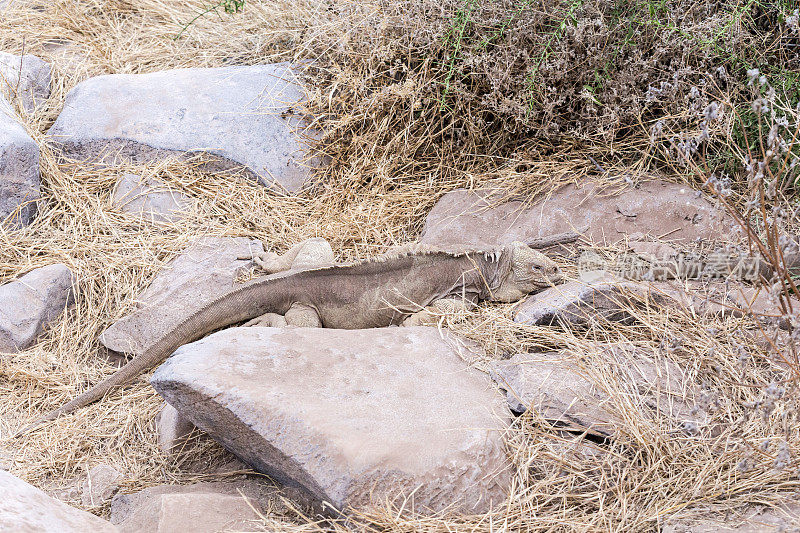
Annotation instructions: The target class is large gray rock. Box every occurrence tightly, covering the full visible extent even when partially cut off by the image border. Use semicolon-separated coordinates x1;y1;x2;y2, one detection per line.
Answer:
421;180;736;248
111;173;192;223
151;327;511;515
0;470;118;532
110;481;282;533
100;237;263;358
0;264;76;352
490;347;702;437
48;63;320;192
0;109;39;226
0;52;51;113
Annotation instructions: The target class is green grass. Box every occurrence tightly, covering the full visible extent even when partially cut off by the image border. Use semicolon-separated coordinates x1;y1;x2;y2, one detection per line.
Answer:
174;0;246;40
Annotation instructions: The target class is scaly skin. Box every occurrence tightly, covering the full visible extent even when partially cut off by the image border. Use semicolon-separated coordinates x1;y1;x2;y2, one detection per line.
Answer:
18;241;561;435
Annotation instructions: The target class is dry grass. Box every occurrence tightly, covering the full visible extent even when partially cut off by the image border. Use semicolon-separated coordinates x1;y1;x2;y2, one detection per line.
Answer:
0;1;798;532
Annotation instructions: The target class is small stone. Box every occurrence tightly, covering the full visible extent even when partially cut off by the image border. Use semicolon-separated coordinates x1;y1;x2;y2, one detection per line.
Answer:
0;52;51;113
0;470;118;532
100;237;263;358
110;481;284;533
421;180;736;248
0;264;76;352
81;464;123;507
112;173;191;223
156;403;195;454
0;109;39;226
663;500;800;532
514;274;644;327
491;352;618;435
490;347;702;436
628;240;678;261
47;63;322;192
41;39;90;69
151;326;510;515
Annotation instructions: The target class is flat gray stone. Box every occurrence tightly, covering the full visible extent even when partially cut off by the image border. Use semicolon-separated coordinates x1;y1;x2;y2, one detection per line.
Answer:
0;470;118;532
0;52;51;113
663;500;800;532
0;264;75;352
112;173;191;223
0;109;39;226
514;273;644;327
490;347;702;436
151;327;511;515
100;237;263;358
156;403;195;454
48;63;320;192
421;180;736;248
81;464;123;507
110;481;282;533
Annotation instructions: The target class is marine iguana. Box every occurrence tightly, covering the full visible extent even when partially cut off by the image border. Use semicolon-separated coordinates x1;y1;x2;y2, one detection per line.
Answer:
19;238;564;434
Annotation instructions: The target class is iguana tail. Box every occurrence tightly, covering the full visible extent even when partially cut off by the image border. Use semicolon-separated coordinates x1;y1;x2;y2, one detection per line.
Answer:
13;272;290;438
12;347;172;437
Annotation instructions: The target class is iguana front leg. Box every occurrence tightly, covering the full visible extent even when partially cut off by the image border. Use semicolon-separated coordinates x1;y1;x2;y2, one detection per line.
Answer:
402;297;475;327
243;313;287;327
250;237;334;274
284;303;322;327
245;303;322;328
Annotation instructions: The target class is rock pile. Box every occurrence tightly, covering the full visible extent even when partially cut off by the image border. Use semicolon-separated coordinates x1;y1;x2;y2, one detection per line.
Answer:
1;40;790;530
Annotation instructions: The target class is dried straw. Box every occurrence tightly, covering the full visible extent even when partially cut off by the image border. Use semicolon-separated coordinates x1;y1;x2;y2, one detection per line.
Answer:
0;1;797;531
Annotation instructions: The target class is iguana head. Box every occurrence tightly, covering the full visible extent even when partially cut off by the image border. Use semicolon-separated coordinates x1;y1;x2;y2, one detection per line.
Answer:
491;242;562;302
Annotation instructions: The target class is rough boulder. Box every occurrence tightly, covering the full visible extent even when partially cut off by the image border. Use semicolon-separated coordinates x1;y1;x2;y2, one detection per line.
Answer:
47;63;321;192
151;326;511;515
421;180;735;248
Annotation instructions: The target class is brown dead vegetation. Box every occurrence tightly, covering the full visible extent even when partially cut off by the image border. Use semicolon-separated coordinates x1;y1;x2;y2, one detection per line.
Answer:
0;0;798;531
